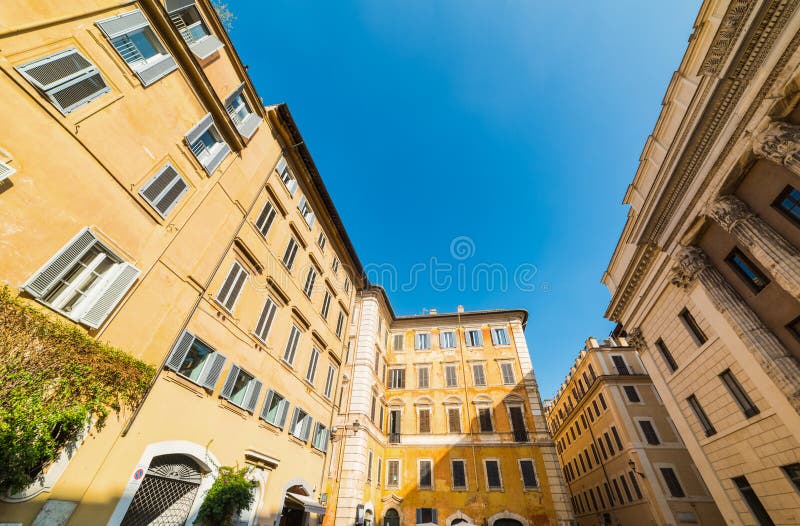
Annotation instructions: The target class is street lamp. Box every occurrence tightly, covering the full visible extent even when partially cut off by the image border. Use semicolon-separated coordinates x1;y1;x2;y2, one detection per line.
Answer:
628;459;646;478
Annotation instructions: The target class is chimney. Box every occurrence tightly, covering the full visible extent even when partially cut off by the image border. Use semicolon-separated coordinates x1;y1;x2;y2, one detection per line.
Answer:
457;305;464;313
429;308;438;315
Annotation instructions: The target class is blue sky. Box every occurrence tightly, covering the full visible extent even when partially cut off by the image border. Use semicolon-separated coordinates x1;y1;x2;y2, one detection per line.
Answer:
228;0;701;398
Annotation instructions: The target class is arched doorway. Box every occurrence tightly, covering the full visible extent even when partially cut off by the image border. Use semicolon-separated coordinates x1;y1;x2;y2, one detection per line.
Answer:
493;520;523;526
384;509;400;526
279;485;309;526
452;520;469;526
120;454;203;525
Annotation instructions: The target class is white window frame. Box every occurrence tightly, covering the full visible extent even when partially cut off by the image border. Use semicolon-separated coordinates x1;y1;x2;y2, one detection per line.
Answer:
303;266;317;297
483;458;504;491
253;296;278;343
451;458;468;490
464;328;483;347
306;347;320;384
444;364;458;387
491;327;510;346
323;364;336;399
386;459;401;488
336;311;345;338
472;363;487;386
392;333;405;351
283;324;302;366
499;361;516;384
418;458;434;490
417;365;430;388
415;332;431;351
185;114;230;174
518;458;539;490
439;330;456;349
388;367;406;389
317;231;327;251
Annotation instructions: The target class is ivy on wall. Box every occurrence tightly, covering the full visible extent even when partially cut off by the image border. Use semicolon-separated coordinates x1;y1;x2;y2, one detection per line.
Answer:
0;287;154;496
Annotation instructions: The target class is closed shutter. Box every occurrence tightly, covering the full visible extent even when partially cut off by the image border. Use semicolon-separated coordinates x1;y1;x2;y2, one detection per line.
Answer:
199;352;226;389
217;262;247;311
419;409;430;433
473;364;486;386
491;329;498;345
80;263;140;328
261;390;274;421
140;164;188;217
25;228;97;298
416;509;422;524
166;331;196;371
254;201;277;236
185;113;214;145
520;460;538;488
245;380;262;412
448;408;460;433
221;365;240;399
277;398;290;428
134;56;178;86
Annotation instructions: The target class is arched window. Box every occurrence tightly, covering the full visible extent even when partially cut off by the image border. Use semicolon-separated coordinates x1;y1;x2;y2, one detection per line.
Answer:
384;508;400;526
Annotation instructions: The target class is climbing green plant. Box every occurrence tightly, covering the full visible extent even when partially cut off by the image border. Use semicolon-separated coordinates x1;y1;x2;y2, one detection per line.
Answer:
0;286;154;495
194;465;257;526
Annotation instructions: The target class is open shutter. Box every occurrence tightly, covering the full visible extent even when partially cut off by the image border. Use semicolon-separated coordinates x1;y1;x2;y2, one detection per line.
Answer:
245;380;262;412
134;56;178;86
24;228;97;298
189;36;224;60
302;416;313;441
166;331;195;371
237;114;261;139
199;352;226;389
431;509;438;525
0;161;16;182
278;398;290;428
202;141;231;174
80;263;140;328
221;365;240;400
416;509;422;524
166;0;195;11
185;113;214;145
491;329;499;345
289;408;300;436
321;428;330;452
276;156;287;174
260;390;274;421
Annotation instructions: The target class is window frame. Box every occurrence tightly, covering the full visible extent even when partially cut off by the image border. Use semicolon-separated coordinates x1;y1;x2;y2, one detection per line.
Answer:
725;248;770;293
719;369;760;418
636;418;662;446
282;324;302;366
418;458;434;489
687;394;716;437
451;459;467;490
680;308;708;346
483;459;504;491
464;328;483;347
772;184;800;227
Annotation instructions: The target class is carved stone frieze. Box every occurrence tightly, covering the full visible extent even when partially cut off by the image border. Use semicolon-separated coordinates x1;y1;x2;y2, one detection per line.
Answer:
752;120;800;176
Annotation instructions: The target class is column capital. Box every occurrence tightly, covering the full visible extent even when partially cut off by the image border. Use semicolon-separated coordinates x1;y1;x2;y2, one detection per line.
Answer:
708;194;755;231
626;327;647;352
670;246;711;289
752;120;800;175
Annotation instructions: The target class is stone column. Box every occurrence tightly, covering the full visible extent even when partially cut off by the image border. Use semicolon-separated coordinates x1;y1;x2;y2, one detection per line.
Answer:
752;120;800;176
708;194;800;299
671;246;800;412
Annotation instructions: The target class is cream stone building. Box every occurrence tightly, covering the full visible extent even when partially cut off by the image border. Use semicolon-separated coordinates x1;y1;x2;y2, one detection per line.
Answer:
322;288;575;526
544;338;724;526
603;1;800;525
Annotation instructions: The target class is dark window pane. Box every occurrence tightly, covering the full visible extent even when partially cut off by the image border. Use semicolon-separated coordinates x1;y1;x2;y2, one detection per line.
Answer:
726;248;769;292
733;476;774;526
680;308;707;345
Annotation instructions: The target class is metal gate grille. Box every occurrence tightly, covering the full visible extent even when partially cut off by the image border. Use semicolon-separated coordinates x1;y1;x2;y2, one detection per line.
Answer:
121;454;203;526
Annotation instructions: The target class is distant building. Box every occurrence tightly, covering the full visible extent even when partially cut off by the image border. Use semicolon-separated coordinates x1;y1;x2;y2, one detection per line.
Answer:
603;1;800;524
544;338;724;526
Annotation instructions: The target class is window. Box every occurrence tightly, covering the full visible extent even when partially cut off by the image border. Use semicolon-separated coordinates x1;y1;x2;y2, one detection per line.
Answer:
367;450;373;482
782;463;800;493
472;363;487;386
388;410;401;441
415;332;431;350
297;196;316;227
139;164;188;217
317;232;327;251
311;422;329;452
185;114;230;174
419;459;433;489
774;185;800;226
393;333;404;351
611;355;630;375
604;432;615;455
254;200;277;237
599;393;607;409
252;298;279;343
17;48;110;114
655;338;678;372
447;407;461;433
465;329;483;347
321;365;336;400
440;331;456;349
216;261;248;312
260;389;290;428
167;0;224;59
629;471;643;500
165;331;226;389
336;311;345;338
491;327;510;345
321;289;332;319
344;277;351;293
303;266;317;297
306;347;320;384
658;467;685;498
277;157;298;195
418;408;431;433
290;407;313;441
687;395;716;437
518;460;538;489
623;386;640;403
387;459;400;488
416;508;437;525
388;368;406;389
282;237;299;270
726;248;769;292
484;460;502;489
23;228;140;328
478;407;493;432
283;325;301;365
376;457;382;487
417;366;430;388
445;365;458;387
733;476;774;526
222;85;260;138
331;257;340;274
611;426;623;450
619;475;633;503
720;369;759;418
220;365;262;412
638;420;661;445
500;362;515;384
680;308;707;345
370;394;377;422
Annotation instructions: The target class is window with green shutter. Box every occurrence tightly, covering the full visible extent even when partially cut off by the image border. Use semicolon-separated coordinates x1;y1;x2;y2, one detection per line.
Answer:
260;390;289;429
165;331;227;390
220;365;262;412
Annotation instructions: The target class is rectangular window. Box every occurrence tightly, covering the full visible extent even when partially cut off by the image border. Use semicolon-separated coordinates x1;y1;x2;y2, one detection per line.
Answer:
638;420;661;445
370;394;377;422
599;393;607;409
317;232;327;251
733;476;774;526
419;460;433;489
620;475;633;502
452;459;467;489
611;355;630;375
312;422;329;452
282;237;299;270
604;432;615;455
485;460;502;489
336;311;345;338
491;327;510;345
680;308;708;345
387;459;400;488
445;365;458;387
302;266;317;297
17;48;110;114
500;362;515;384
367;450;373;482
220;365;262;412
416;508;437;525
254;297;278;342
216;261;248;312
321;289;332;319
465;329;483;347
283;325;302;365
260;389;290;428
439;330;456;349
167;1;223;59
478;407;493;432
393;333;404;351
726;248;769;292
623;386;640;403
720;369;759;418
344;278;351;293
324;365;336;399
389;410;401;441
224;85;260;138
290;407;313;441
629;471;643;500
520;460;538;489
23;228;140;329
377;457;382;487
687;394;716;437
165;331;226;389
418;408;431;433
306;347;320;384
277;157;298;195
447;408;461;433
415;332;431;350
297;196;316;227
139;164;188;217
773;185;800;226
655;338;678;372
783;463;800;493
388;368;406;389
331;257;340;274
472;363;487;386
660;467;685;498
185;114;230;174
611;426;623;450
417;366;430;388
254;200;277;237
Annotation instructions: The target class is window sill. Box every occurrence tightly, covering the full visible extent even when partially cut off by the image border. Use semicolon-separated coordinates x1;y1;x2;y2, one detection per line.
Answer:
288;435;308;447
219;399;249;419
259;420;283;434
163;370;206;397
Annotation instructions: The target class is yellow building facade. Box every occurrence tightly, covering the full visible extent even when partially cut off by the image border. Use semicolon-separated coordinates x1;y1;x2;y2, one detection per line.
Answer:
544;338;724;526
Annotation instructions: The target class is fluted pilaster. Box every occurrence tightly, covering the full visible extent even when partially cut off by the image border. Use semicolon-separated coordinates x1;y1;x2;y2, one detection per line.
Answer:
708;194;800;299
753;120;800;177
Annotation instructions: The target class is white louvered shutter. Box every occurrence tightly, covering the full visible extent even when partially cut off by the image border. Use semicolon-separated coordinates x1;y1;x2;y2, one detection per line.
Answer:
245;380;262;412
0;161;16;182
276;156;287;174
140;164;188;217
166;331;196;371
289;408;300;436
185;113;214;145
221;365;240;400
80;263;140;328
24;228;97;298
260;390;274;421
199;352;226;389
